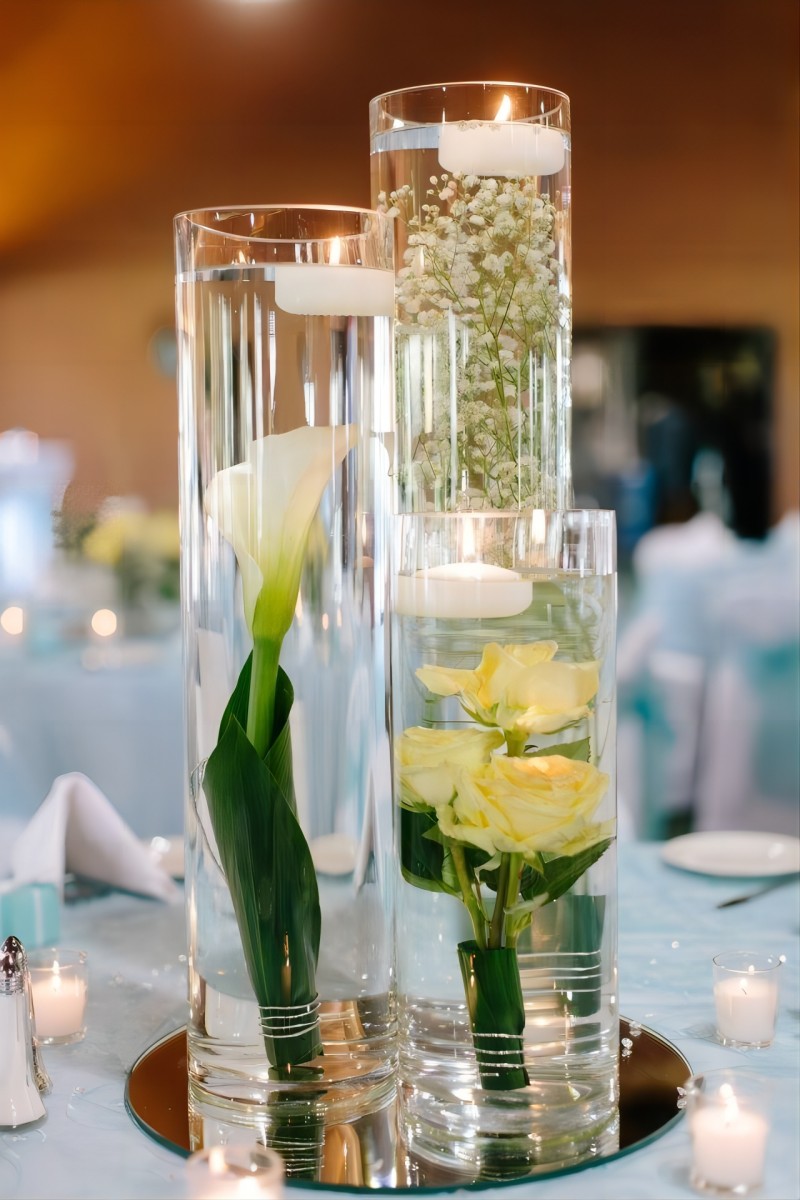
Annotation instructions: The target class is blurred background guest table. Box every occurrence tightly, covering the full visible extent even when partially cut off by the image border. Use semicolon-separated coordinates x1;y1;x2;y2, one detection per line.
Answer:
0;624;184;843
1;842;797;1200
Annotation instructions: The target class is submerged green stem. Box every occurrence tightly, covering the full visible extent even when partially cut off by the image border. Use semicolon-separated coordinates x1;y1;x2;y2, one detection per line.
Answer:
247;637;282;757
451;843;487;948
488;854;510;949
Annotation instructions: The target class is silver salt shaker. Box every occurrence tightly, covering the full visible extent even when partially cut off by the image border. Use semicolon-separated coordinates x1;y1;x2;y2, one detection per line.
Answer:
0;934;50;1127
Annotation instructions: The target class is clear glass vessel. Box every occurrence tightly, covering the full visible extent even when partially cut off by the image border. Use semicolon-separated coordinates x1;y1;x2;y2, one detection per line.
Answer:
390;508;618;1178
174;206;396;1172
370;81;572;514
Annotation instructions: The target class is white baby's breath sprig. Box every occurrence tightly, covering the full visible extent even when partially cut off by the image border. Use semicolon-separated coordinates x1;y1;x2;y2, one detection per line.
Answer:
381;173;567;509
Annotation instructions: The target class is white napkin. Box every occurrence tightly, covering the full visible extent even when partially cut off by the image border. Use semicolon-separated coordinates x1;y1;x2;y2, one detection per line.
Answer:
10;772;181;904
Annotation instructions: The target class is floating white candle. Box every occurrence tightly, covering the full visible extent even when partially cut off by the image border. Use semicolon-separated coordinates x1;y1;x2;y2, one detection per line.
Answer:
690;1094;768;1191
438;119;565;177
394;562;533;620
273;264;395;317
30;953;88;1043
714;972;779;1045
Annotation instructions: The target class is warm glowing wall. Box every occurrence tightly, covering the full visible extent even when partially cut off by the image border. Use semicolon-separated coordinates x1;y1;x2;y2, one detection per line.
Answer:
0;0;797;519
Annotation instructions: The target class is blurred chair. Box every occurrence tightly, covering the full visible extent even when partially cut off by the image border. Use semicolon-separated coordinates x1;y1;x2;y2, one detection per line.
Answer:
694;512;800;837
617;512;737;838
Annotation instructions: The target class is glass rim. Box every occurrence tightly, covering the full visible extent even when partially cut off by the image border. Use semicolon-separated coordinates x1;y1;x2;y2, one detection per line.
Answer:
712;950;782;974
27;947;88;966
683;1067;773;1099
186;1143;285;1172
173;203;385;243
370;79;570;105
392;508;617;522
369;80;569;125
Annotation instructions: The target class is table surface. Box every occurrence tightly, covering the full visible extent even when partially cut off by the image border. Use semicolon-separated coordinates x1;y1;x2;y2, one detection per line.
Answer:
1;843;798;1200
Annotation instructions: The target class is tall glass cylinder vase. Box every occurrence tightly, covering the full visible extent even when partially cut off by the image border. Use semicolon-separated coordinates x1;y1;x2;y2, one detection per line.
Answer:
370;81;572;514
174;206;396;1172
371;82;618;1179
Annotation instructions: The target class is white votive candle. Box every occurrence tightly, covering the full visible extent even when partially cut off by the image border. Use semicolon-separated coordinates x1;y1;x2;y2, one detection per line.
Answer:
713;951;781;1047
691;1103;768;1191
394;562;533;620
29;949;88;1044
438;120;565;177
186;1144;285;1199
273;264;395;317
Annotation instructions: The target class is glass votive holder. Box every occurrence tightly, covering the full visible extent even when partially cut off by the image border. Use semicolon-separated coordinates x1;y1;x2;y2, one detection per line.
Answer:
186;1145;285;1199
28;948;88;1045
684;1069;770;1196
713;950;781;1048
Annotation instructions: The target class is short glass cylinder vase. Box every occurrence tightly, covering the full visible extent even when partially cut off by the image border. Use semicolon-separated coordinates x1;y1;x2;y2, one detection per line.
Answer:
370;81;572;514
390;508;618;1179
174;206;397;1171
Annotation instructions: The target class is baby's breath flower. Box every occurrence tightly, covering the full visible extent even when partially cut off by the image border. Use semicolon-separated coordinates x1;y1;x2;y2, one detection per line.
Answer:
389;171;567;510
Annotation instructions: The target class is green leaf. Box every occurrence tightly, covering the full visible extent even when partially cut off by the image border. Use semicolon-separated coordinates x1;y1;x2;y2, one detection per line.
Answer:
535;839;612;905
517;838;611;904
203;666;321;1069
217;649;253;736
526;737;590;762
400;807;460;896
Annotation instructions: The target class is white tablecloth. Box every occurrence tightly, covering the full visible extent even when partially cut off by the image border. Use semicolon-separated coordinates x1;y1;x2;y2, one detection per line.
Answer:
1;843;798;1199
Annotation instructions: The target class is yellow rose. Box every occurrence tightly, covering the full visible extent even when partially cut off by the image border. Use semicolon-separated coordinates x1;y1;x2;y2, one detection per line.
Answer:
417;641;599;737
436;753;612;859
395;726;504;810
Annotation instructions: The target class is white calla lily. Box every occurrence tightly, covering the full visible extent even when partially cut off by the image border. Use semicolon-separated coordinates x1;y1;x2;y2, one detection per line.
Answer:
205;425;356;755
205;425;356;641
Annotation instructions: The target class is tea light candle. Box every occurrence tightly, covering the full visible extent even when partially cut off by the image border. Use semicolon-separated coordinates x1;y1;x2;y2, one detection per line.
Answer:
394;562;533;620
186;1145;284;1199
688;1077;769;1193
29;949;88;1045
438;119;565;177
273;264;394;317
713;951;781;1047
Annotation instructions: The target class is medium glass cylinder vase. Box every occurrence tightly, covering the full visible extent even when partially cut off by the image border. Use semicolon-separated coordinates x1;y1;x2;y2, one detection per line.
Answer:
174;206;396;1168
370;81;572;514
390;509;618;1178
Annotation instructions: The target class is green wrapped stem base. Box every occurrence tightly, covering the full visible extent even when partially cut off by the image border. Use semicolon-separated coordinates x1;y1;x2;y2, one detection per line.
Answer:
457;940;530;1092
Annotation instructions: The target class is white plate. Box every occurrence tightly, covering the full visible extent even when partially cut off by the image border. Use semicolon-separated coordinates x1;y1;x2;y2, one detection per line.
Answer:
662;831;800;878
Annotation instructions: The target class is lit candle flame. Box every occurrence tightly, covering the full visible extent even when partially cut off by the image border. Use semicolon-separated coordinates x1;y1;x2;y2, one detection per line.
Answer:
208;1146;228;1177
719;1081;740;1124
91;608;118;637
0;606;24;636
494;94;512;122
